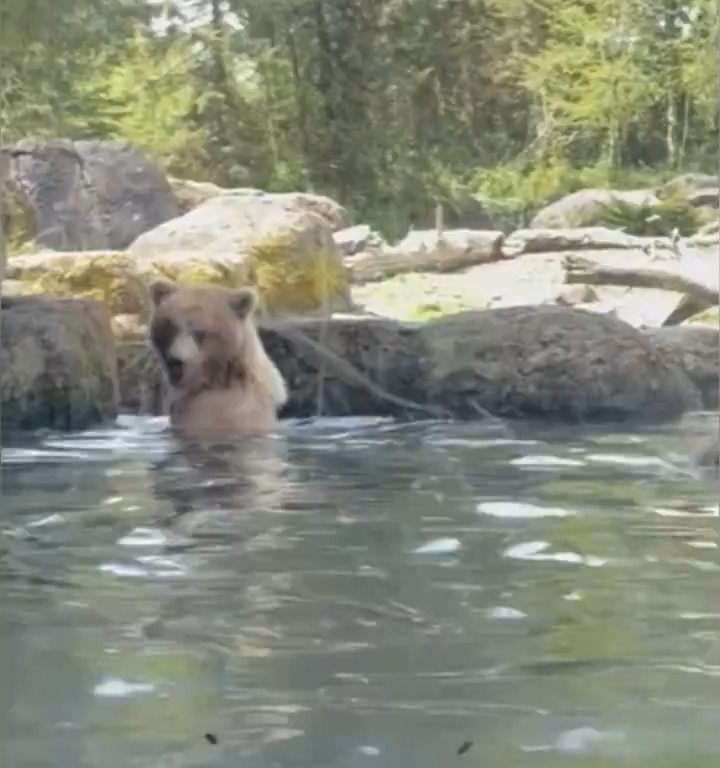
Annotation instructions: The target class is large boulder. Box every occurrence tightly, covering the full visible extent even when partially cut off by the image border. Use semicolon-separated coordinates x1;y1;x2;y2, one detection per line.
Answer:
116;307;704;425
659;174;719;207
6;251;150;316
7;139;181;251
417;306;701;422
167;176;231;214
642;326;719;408
530;188;658;229
128;192;352;314
1;295;119;430
260;317;428;418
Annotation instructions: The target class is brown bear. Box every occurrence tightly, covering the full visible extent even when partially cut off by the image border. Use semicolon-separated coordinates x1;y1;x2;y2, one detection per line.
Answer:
148;280;288;438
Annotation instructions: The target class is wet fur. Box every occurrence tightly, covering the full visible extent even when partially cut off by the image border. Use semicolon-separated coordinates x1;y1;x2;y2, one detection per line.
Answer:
148;281;287;438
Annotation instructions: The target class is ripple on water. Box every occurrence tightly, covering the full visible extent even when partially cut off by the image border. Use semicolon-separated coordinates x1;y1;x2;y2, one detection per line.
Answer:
510;454;586;468
117;527;174;548
2;412;719;766
413;537;462;555
93;678;156;698
503;540;608;567
477;501;573;518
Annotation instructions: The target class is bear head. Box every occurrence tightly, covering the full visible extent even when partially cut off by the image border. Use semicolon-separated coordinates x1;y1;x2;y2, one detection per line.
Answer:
148;280;264;396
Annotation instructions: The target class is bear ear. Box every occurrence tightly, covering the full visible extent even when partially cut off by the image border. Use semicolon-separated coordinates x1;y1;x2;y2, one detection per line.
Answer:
228;287;258;319
149;280;177;307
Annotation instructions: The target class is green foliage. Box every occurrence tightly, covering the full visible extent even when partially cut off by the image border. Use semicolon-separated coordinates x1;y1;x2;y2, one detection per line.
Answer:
469;160;673;229
594;192;702;236
0;0;717;238
80;31;207;176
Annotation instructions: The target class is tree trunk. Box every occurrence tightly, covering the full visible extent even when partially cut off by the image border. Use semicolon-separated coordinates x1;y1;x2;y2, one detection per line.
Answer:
666;92;677;167
0;147;9;447
286;29;313;179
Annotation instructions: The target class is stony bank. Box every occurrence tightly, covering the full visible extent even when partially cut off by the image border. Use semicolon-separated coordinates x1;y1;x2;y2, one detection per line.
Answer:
1;139;718;432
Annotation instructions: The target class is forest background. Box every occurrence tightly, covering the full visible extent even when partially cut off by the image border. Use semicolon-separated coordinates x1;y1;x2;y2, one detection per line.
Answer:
0;0;717;239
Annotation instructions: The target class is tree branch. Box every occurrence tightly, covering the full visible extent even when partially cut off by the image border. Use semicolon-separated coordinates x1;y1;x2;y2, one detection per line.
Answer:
564;255;719;306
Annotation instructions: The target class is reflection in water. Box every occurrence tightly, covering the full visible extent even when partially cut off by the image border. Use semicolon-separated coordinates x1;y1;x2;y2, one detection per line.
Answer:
0;411;718;768
150;433;293;532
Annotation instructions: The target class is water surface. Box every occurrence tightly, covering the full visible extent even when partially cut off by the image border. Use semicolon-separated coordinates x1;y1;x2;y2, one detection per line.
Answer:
1;412;718;768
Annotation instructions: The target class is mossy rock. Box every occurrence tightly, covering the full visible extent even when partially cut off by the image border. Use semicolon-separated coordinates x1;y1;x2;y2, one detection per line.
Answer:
128;192;352;314
6;235;350;338
246;231;349;315
167;176;229;214
6;251;150;316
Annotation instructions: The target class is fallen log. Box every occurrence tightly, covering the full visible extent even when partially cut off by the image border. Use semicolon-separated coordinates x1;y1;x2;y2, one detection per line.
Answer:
661;295;712;327
564;255;719;306
346;229;505;283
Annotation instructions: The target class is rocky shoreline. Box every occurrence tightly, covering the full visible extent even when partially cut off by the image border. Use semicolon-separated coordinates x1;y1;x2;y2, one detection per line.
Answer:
3;295;717;432
1;139;718;433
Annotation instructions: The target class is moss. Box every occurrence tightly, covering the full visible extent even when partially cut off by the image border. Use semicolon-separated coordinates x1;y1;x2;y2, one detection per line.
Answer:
245;230;348;315
145;258;248;288
685;306;719;327
16;253;150;316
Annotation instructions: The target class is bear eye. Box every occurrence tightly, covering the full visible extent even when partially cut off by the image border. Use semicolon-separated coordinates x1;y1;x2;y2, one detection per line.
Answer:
193;330;209;345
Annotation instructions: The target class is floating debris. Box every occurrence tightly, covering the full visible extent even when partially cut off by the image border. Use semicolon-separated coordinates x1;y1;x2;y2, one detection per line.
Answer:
457;740;473;755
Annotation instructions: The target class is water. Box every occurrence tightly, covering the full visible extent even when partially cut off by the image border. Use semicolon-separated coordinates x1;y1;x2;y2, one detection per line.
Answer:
0;412;717;768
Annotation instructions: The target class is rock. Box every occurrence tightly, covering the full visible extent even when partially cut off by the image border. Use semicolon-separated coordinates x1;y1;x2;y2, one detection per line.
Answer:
686;188;719;208
333;224;381;256
1;295;119;430
118;307;703;426
502;226;656;257
261;318;429;418
167;176;230;214
417;306;701;422
265;192;349;230
348;229;505;282
117;316;429;419
659;173;718;201
116;340;166;416
555;284;599;307
128;192;351;314
530;188;658;229
8;138;181;251
642;326;719;408
6;251;150;316
166;182;349;229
